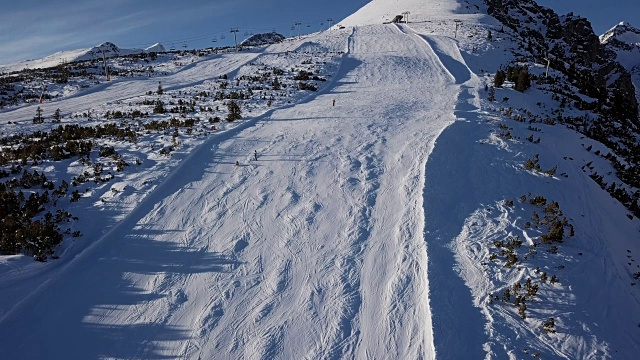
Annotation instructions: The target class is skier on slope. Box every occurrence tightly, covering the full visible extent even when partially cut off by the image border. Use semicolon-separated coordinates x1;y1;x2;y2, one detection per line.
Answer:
254;150;258;161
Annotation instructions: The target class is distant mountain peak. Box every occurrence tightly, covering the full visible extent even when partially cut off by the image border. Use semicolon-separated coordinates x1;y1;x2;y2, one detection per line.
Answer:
1;41;167;71
240;32;285;47
97;41;118;48
89;42;121;57
80;41;166;61
600;21;640;45
600;21;640;83
145;43;166;53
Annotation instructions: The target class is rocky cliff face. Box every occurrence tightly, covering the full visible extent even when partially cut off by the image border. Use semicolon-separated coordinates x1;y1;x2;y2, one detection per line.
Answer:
600;22;640;65
484;0;639;127
601;23;640;78
483;0;640;213
601;22;640;120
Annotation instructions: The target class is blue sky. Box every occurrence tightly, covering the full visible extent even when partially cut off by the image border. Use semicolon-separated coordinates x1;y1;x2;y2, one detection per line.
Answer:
0;0;370;65
0;0;637;65
536;0;638;34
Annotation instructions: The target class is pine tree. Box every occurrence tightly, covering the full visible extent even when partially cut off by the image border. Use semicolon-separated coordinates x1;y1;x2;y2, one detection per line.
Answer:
153;100;165;114
543;317;556;333
502;288;511;302
494;70;506;87
53;108;62;123
518;302;527;319
226;100;242;122
33;107;44;124
515;68;531;92
488;86;496;101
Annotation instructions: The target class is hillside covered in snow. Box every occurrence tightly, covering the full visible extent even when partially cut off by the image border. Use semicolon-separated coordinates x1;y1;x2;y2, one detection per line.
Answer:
0;42;166;74
240;32;286;47
0;0;639;359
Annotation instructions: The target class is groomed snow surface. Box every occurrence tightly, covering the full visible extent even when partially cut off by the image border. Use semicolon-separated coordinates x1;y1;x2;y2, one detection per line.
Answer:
1;0;640;359
0;20;456;360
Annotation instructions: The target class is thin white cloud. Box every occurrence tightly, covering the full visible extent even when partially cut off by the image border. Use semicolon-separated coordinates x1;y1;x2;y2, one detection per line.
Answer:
1;0;294;64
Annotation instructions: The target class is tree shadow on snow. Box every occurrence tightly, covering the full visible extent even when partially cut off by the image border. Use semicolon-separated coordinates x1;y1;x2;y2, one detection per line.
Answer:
0;132;243;359
1;224;241;359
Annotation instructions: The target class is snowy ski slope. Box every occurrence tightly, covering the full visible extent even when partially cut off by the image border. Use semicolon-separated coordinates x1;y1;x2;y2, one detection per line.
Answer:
0;17;470;357
0;3;472;358
1;0;640;359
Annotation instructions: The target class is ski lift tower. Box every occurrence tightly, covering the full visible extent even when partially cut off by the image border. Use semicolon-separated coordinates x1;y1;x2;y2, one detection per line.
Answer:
39;82;47;103
454;19;462;38
295;22;302;39
544;54;553;78
100;47;110;81
230;28;239;52
327;18;334;30
402;11;411;23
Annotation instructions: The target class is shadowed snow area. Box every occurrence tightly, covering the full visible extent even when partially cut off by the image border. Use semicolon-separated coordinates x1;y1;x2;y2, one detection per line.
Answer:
2;0;640;359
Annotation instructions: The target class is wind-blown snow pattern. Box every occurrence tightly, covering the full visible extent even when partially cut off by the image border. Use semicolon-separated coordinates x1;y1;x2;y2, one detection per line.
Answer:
1;0;640;359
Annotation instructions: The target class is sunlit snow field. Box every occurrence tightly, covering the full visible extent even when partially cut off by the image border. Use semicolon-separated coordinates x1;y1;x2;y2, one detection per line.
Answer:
1;1;639;359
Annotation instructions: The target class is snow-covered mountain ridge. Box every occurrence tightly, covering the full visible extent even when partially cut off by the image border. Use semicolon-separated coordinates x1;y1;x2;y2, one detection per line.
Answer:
602;21;640;75
0;0;639;359
601;22;640;112
240;32;285;47
601;21;640;50
1;42;166;74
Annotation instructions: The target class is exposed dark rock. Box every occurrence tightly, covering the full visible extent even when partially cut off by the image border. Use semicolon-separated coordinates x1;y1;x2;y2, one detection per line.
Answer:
392;15;404;23
484;0;638;128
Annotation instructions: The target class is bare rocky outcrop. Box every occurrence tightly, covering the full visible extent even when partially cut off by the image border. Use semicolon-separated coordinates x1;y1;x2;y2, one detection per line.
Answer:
484;0;638;127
